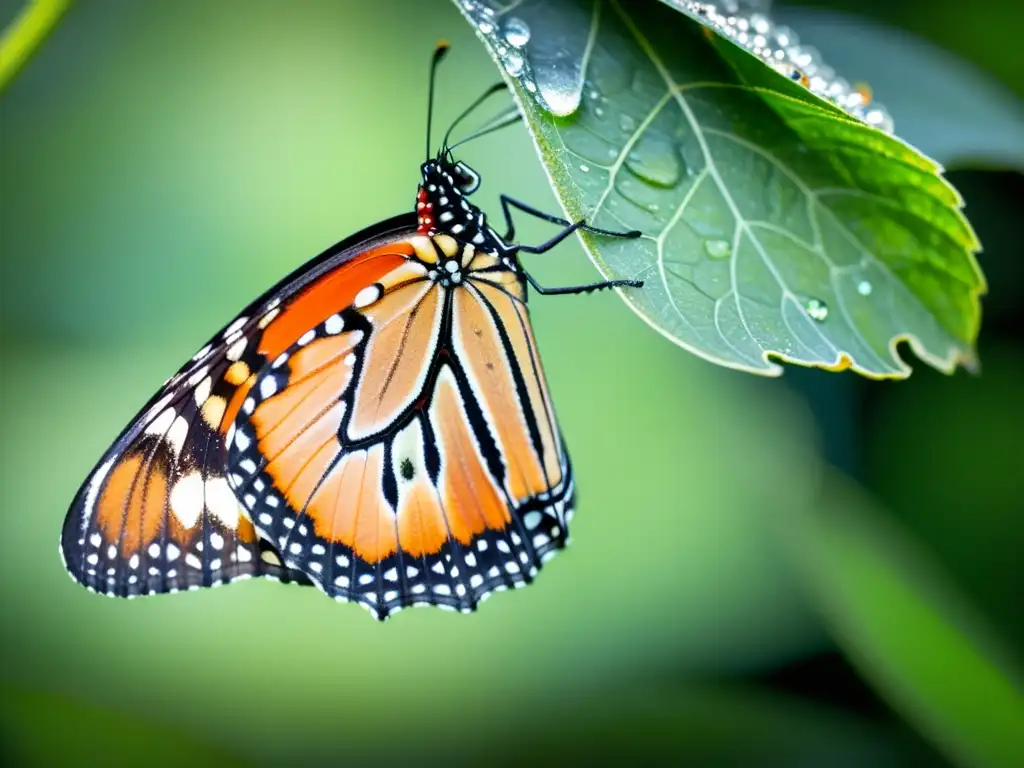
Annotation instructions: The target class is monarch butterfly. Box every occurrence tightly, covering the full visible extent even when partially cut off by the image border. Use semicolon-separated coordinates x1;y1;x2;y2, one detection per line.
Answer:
59;45;642;620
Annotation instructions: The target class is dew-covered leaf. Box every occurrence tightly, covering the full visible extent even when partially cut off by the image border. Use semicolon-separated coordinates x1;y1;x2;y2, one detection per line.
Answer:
772;7;1024;170
456;0;985;377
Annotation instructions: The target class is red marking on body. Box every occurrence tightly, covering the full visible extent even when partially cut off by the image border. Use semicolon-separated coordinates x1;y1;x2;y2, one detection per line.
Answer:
416;187;434;235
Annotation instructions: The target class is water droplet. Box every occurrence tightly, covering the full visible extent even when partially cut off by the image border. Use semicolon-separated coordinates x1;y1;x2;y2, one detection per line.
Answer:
625;133;682;188
594;106;605;118
538;85;578;116
502;17;531;48
477;21;493;34
805;298;829;322
524;80;537;94
619;114;637;132
502;50;524;77
703;239;732;260
749;13;772;36
864;107;894;134
857;280;873;296
579;164;590;173
681;2;893;133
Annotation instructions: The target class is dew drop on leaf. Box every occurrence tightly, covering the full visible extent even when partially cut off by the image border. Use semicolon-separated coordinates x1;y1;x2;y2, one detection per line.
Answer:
502;50;524;76
502;17;531;48
805;298;830;322
703;239;732;260
579;164;590;173
625;134;682;187
857;280;873;296
619;114;637;132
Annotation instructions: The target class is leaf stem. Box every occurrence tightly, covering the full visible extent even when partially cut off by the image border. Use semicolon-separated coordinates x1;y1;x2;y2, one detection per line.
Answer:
0;0;72;96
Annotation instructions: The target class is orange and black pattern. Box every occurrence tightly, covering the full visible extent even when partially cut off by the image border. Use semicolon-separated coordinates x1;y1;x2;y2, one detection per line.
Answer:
61;206;573;617
228;233;572;618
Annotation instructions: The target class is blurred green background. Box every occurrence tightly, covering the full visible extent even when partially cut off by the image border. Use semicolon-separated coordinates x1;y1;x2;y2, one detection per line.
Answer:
1;1;1021;765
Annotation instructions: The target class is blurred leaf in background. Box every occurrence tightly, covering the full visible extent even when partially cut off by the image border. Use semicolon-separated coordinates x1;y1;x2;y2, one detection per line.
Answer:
0;0;71;94
1;0;1022;765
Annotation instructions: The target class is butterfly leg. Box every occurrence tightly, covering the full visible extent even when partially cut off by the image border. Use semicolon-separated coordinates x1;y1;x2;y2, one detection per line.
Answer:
499;194;641;242
522;269;643;296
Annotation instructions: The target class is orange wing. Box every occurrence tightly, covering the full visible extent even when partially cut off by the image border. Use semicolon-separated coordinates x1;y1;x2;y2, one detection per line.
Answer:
229;235;573;619
59;216;421;597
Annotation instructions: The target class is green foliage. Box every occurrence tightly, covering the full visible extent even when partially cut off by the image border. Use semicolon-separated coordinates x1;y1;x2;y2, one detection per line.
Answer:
786;472;1024;768
460;0;985;378
0;0;72;95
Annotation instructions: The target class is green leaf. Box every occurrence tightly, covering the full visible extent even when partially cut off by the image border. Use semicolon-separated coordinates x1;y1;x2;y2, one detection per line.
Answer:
772;7;1024;171
0;0;72;96
784;471;1024;768
457;0;985;378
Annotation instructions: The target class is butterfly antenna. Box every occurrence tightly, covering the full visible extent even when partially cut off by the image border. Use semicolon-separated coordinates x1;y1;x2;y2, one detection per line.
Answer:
442;81;508;154
447;106;522;151
426;42;450;162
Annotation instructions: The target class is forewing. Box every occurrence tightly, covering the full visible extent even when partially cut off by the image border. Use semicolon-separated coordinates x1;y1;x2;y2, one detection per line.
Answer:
60;215;419;597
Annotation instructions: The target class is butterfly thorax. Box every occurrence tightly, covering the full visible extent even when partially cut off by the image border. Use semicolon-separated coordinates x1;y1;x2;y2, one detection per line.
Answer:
416;159;505;257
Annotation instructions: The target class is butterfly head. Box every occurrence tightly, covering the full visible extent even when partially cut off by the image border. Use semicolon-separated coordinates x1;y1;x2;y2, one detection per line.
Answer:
416;157;484;238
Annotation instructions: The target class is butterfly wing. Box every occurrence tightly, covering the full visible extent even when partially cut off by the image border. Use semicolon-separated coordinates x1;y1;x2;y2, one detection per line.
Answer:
228;235;574;619
59;214;420;597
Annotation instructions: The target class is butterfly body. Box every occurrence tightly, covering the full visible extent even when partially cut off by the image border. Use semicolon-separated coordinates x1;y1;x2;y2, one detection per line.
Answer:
60;50;641;619
62;160;576;619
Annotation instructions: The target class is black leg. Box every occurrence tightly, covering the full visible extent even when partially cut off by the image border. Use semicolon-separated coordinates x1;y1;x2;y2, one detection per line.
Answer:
500;194;641;242
516;220;586;254
523;270;643;297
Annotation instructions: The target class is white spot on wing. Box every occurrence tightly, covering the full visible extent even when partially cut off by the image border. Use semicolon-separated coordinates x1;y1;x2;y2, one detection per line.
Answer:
224;316;248;337
169;472;205;529
353;285;381;308
205;476;239;528
193;377;212;406
324;314;344;335
226;337;247;362
144;408;175;438
82;459;115;535
166;416;190;456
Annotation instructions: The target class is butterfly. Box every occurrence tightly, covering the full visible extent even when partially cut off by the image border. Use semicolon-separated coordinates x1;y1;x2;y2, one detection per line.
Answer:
59;45;643;620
